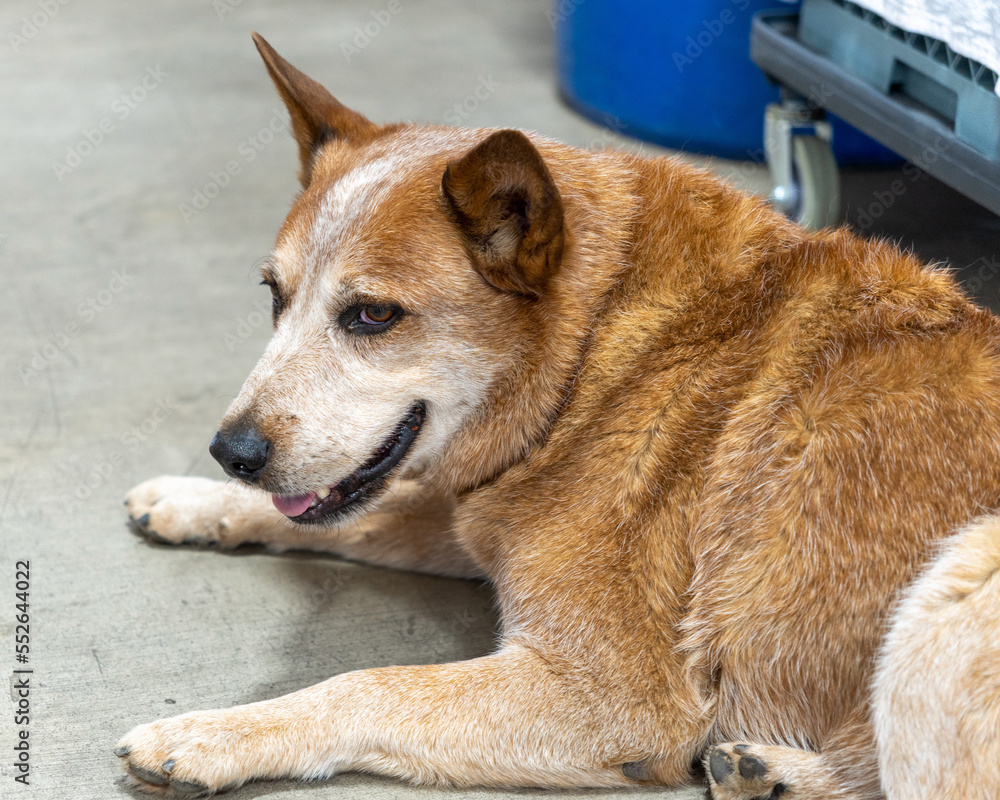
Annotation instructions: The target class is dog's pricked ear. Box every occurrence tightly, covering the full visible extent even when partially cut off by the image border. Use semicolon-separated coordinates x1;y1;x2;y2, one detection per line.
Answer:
252;32;379;187
442;130;565;297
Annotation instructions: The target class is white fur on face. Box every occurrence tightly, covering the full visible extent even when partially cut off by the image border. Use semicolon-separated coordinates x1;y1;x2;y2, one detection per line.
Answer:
309;155;407;256
220;145;504;515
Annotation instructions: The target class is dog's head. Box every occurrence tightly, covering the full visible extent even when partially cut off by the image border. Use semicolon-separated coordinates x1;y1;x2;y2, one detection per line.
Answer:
209;34;578;526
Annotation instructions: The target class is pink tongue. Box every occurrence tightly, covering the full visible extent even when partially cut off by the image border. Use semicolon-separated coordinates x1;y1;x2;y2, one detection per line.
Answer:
272;492;316;518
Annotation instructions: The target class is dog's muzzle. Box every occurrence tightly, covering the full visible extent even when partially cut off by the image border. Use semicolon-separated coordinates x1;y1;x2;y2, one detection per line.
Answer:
272;401;427;525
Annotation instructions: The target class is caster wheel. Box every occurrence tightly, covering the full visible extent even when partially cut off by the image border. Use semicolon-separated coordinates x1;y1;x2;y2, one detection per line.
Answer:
787;135;840;229
765;102;841;230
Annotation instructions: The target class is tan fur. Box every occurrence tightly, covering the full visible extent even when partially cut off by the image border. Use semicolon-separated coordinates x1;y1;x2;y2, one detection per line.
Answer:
873;516;1000;800
118;35;1000;798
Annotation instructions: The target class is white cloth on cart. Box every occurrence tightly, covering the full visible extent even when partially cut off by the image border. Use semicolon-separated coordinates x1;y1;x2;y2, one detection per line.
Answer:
852;0;1000;96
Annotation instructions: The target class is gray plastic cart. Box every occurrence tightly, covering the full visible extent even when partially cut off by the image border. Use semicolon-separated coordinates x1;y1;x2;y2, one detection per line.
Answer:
750;0;1000;229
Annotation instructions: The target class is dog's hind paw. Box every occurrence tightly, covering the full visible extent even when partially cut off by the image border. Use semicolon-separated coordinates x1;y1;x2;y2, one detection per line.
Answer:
124;476;273;549
706;743;788;800
704;741;842;800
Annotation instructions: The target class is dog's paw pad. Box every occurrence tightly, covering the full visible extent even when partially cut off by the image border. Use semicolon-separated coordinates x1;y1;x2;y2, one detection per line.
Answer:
738;753;767;780
709;747;736;784
621;759;653;782
706;743;786;800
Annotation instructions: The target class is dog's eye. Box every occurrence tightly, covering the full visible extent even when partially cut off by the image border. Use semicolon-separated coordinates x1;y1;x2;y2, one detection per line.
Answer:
360;306;394;324
340;304;403;335
260;279;283;322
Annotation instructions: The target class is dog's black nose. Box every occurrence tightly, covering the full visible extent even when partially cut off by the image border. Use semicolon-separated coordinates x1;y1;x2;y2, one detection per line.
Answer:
209;427;270;482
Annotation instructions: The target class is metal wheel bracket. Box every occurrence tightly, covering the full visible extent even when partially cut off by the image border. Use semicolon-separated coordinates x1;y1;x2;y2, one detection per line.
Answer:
765;100;834;217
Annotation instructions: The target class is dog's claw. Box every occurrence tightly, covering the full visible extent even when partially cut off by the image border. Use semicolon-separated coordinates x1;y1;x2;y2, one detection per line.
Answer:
128;513;173;545
129;764;169;786
114;745;131;757
162;758;175;773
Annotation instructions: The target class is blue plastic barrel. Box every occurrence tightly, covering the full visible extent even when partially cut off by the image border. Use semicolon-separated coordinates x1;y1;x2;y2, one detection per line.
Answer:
554;0;899;164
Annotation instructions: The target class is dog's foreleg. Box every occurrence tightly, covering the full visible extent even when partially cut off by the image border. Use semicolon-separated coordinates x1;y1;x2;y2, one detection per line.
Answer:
125;476;479;578
116;643;643;793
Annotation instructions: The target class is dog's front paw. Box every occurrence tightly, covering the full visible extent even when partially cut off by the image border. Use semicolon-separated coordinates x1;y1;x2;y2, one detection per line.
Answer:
124;476;249;548
116;710;257;796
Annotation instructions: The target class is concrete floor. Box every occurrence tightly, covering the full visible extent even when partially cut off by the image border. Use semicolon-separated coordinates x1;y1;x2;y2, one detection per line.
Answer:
2;1;999;799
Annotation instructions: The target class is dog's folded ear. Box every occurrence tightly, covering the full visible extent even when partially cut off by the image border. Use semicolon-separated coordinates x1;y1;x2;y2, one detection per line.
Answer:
442;130;565;297
252;32;379;187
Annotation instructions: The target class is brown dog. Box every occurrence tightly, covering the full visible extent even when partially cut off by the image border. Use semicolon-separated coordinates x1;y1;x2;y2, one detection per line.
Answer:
117;34;1000;799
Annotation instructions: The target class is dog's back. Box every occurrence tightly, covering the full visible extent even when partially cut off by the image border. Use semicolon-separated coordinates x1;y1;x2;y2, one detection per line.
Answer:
463;150;1000;794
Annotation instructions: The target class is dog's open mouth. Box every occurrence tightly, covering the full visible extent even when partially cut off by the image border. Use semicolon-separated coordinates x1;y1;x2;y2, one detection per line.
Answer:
272;401;426;524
